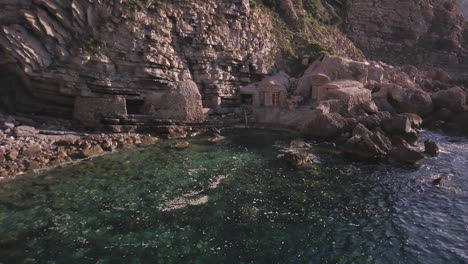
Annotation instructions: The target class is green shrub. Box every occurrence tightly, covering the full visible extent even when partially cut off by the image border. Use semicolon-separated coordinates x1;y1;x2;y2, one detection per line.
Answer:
443;0;454;10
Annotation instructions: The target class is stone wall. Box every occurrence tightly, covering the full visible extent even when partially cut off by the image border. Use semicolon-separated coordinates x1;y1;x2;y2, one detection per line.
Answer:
73;96;127;127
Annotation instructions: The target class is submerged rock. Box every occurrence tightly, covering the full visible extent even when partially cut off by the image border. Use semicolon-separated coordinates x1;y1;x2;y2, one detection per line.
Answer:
388;146;425;164
284;150;317;167
289;140;312;149
78;145;104;158
208;134;226;143
174;141;191;150
140;135;159;146
424;140;439;157
432;174;450;187
50;150;72;166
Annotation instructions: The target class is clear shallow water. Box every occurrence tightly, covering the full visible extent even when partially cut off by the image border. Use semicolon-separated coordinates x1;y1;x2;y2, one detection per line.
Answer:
0;129;467;264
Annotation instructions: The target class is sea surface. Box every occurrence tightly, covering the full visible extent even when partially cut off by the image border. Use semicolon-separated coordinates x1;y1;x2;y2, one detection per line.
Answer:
0;129;467;264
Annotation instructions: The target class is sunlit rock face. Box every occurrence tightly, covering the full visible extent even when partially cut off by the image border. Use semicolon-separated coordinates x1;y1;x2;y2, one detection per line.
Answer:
0;0;277;126
458;0;468;18
343;0;468;73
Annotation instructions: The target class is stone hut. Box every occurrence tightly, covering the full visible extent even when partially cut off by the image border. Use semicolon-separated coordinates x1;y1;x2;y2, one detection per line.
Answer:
240;72;289;108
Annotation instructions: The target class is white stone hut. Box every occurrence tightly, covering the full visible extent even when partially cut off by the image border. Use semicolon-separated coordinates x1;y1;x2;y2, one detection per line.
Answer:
240;72;289;107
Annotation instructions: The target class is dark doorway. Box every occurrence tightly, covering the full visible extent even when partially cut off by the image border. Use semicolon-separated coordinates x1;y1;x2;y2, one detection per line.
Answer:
126;99;144;115
241;94;253;105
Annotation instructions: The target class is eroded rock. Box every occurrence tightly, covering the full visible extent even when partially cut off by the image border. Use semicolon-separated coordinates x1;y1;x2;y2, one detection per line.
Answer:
345;124;391;158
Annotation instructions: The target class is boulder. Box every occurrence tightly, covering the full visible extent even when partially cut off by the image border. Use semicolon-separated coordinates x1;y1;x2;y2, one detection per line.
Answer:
427;68;452;83
7;149;19;161
424;140;439;157
358;111;392;130
0;153;5;164
140;135;159;146
174;141;191;149
14;126;37;137
372;85;397;114
390;114;412;134
101;140;117;151
432;87;467;113
50;150;72;165
22;144;42;157
387;84;433;117
78;145;104;158
303;55;369;83
453;112;468;135
321;80;377;115
27;161;42;171
433;108;454;121
208;134;226;143
388;146;424;164
166;125;191;139
401;113;423;129
367;62;384;83
432;173;450;187
289;140;312;149
284;150;317;167
3;122;15;129
302;112;347;139
344;124;391;158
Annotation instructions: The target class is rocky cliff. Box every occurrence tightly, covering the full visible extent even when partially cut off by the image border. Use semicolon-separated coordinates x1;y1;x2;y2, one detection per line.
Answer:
343;0;468;80
458;0;468;17
0;0;467;129
0;0;280;124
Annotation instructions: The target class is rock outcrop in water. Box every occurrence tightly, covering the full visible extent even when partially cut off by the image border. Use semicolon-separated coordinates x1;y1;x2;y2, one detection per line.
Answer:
246;54;468;163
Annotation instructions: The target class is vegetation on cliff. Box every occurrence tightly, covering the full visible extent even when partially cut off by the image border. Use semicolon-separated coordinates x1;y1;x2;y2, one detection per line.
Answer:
250;0;364;76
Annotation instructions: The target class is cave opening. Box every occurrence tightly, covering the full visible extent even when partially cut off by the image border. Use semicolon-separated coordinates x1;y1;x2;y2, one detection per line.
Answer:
126;99;145;115
0;47;75;118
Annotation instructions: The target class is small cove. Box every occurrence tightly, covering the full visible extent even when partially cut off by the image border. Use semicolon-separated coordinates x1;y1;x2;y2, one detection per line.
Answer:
0;129;467;264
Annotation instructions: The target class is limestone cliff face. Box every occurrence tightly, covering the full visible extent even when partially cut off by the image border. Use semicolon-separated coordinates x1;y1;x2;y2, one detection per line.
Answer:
458;0;468;17
343;0;468;77
0;0;277;125
1;0;468;129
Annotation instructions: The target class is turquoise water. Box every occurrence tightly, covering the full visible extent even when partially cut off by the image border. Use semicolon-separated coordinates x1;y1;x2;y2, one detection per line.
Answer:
0;129;467;264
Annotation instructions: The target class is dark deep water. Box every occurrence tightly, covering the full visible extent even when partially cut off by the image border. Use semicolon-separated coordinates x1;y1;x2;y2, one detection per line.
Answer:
0;129;467;264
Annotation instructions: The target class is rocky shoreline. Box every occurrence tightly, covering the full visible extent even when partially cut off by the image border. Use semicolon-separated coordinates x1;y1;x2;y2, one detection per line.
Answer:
0;111;160;179
2;54;468;179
